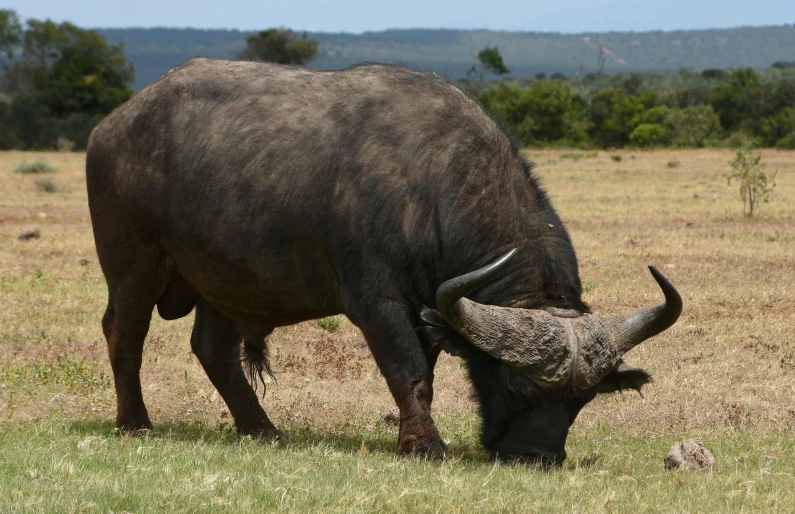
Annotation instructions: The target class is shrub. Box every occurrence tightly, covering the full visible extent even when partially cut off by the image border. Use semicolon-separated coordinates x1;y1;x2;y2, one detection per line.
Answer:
629;123;666;147
15;161;55;174
664;105;721;147
33;178;60;193
775;132;795;149
56;137;76;152
479;79;588;145
723;131;760;149
316;316;341;332
727;146;776;217
610;154;622;162
667;160;680;168
759;108;795;147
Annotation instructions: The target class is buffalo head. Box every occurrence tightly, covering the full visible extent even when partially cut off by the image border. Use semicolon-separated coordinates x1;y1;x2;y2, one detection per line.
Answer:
419;249;682;466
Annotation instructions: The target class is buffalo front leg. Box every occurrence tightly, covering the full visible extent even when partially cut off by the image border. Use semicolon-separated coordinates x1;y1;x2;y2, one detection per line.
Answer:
356;301;445;460
191;299;278;437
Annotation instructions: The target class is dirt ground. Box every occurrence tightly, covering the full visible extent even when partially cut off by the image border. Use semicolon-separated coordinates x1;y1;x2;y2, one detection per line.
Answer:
1;148;793;437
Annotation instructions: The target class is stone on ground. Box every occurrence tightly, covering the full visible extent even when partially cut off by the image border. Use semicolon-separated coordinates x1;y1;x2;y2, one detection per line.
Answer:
665;438;715;471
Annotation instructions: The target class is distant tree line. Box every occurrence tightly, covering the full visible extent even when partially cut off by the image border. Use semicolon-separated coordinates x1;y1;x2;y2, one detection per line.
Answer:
470;63;795;149
1;11;794;151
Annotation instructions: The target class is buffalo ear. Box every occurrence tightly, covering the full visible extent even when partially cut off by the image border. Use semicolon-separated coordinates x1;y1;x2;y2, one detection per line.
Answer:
416;306;475;358
594;359;651;395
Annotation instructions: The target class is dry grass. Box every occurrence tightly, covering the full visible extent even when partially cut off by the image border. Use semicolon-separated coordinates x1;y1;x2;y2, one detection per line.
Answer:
0;148;794;511
1;148;793;432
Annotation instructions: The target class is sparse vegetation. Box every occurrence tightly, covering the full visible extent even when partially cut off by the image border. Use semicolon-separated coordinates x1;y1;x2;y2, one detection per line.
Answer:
33;177;61;192
611;154;622;162
14;160;55;174
727;145;777;216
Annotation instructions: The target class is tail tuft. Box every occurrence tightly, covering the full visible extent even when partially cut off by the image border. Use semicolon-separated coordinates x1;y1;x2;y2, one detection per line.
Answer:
242;337;275;398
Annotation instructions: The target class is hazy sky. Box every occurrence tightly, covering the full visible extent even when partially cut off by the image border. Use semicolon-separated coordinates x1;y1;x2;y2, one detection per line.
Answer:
4;0;794;33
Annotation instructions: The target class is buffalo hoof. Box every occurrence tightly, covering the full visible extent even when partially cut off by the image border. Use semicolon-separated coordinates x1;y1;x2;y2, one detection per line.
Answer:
398;434;447;461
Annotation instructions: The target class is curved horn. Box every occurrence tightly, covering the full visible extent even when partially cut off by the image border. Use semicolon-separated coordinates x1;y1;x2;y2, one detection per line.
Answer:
435;250;577;386
436;249;517;319
434;256;682;390
606;265;683;354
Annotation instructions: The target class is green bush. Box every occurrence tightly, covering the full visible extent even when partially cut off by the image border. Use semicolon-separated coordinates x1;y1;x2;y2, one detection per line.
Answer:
629;123;666;147
775;132;795;149
316;316;341;332
664;105;721;147
15;161;55;174
727;145;776;217
479;79;588;145
723;131;760;149
759;107;795;147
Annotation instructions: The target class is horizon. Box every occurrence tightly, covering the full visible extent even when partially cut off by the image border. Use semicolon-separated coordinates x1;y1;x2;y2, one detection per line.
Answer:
87;22;794;36
5;0;795;34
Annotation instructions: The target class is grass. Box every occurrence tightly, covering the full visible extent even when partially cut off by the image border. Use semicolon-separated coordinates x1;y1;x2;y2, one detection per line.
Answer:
0;419;793;512
0;148;794;511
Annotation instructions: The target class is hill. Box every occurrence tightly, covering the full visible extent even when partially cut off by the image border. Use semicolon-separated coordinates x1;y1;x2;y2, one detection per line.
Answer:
98;25;795;91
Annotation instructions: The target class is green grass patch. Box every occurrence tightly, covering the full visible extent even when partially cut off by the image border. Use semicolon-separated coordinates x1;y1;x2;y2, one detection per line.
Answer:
316;316;342;332
0;419;793;512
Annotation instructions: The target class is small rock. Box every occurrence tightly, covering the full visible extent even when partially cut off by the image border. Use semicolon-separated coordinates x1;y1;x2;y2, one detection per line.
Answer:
380;410;400;426
78;259;90;266
665;438;715;471
18;227;41;240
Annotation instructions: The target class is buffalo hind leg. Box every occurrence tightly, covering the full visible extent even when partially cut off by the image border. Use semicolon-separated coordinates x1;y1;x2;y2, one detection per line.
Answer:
191;299;278;437
356;301;445;460
102;295;155;433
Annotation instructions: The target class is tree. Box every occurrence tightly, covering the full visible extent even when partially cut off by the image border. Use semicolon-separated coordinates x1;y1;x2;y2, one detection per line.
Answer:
0;9;22;59
237;29;318;65
478;46;510;75
479;79;587;145
710;68;763;132
2;16;134;149
663;105;721;148
468;46;510;81
588;87;654;148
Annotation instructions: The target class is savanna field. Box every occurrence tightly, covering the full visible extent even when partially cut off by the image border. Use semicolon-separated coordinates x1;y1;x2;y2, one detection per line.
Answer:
0;149;793;512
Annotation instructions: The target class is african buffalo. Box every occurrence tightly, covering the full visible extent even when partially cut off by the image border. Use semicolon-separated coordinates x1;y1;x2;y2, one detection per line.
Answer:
86;58;681;465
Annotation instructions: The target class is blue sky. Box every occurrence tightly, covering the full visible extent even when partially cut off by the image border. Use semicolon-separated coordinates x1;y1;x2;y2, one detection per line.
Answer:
4;0;794;33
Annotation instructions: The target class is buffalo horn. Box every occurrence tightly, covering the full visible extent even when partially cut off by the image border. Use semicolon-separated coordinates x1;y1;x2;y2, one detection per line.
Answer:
605;265;683;354
435;251;682;389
